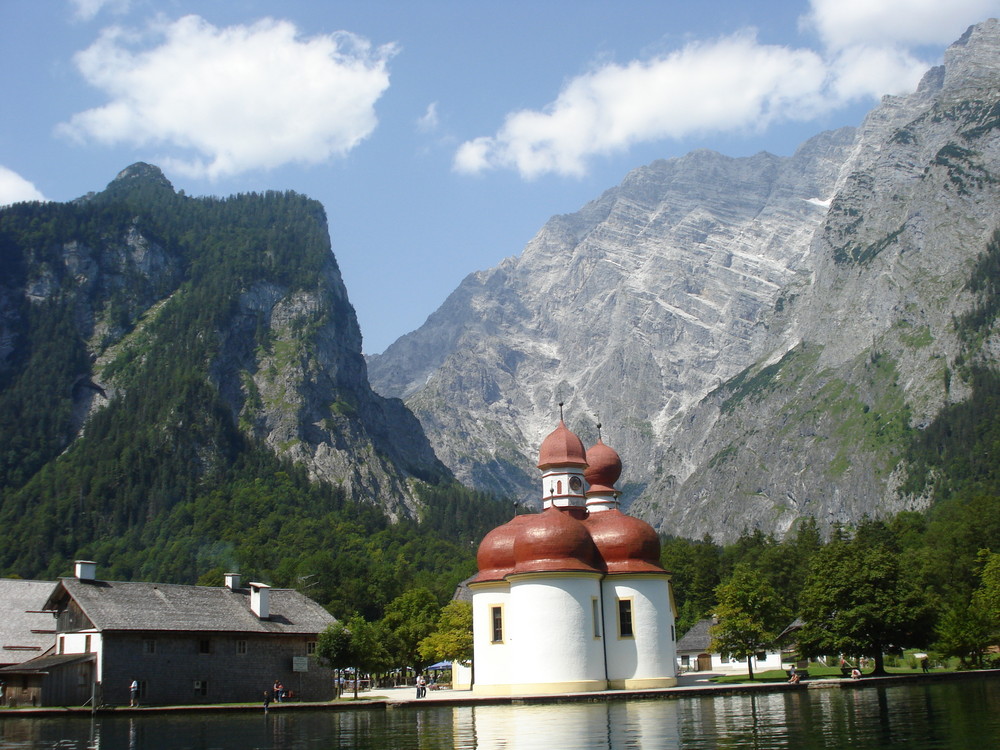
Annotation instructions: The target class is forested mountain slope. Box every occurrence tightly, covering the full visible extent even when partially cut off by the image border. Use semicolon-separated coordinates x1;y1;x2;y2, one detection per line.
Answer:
0;164;507;612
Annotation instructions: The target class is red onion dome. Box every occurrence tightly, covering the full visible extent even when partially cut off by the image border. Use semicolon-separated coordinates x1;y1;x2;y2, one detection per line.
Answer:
537;420;588;470
511;507;601;574
584;439;622;494
583;510;664;574
473;515;531;583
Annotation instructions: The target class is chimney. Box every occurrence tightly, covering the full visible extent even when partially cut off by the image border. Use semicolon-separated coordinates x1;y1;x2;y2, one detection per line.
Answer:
249;582;270;619
225;573;241;590
75;561;97;581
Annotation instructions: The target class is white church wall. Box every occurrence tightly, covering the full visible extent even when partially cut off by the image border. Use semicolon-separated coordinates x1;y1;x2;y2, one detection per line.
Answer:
451;660;472;690
471;583;511;692
506;573;606;693
602;577;677;689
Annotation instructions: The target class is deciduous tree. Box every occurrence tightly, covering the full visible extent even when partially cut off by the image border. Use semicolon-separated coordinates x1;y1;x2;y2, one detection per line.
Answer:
972;549;1000;630
380;588;441;672
418;600;473;666
316;614;390;698
940;549;1000;667
798;537;932;675
934;601;993;667
708;563;789;680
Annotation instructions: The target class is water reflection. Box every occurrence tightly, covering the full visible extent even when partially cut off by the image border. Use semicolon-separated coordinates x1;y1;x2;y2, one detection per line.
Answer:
0;679;996;749
675;691;800;749
458;700;681;749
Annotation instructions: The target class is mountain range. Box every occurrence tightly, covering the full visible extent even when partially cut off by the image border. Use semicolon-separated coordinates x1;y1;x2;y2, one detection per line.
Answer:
2;21;998;583
0;168;509;590
368;19;1000;541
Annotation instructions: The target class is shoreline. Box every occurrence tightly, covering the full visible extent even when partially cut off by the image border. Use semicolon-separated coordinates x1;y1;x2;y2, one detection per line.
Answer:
3;669;997;718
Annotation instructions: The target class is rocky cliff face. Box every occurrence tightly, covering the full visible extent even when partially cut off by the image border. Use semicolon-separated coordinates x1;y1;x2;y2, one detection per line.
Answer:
213;256;447;519
1;164;447;518
205;237;450;518
368;20;1000;540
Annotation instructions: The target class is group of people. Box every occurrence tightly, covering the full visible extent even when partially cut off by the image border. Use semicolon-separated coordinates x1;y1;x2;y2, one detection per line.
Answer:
263;680;287;710
787;660;868;683
839;656;864;679
272;680;286;702
415;674;428;698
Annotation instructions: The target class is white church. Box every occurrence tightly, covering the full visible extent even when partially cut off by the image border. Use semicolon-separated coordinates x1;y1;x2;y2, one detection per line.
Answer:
468;418;678;695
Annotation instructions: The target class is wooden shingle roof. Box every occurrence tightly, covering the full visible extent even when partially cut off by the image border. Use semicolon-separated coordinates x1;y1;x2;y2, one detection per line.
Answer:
452;575;474;602
675;617;716;653
0;652;92;675
0;579;58;665
44;579;335;635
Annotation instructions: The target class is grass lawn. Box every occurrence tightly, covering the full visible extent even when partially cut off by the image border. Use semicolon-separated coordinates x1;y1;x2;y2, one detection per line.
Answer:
710;665;951;684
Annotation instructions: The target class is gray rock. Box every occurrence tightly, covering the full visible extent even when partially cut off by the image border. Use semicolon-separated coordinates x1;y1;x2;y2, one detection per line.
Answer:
369;20;1000;541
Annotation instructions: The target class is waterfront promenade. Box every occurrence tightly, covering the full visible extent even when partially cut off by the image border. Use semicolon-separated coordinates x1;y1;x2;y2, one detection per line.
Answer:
371;669;1000;707
3;669;997;717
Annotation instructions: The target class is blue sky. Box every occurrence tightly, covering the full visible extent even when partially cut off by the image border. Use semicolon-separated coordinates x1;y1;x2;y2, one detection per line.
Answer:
1;1;996;354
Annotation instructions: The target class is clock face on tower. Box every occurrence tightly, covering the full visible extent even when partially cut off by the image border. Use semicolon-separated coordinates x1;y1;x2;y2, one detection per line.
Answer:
569;475;583;492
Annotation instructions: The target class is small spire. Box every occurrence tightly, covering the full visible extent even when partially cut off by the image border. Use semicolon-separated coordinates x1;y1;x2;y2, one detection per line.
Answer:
558;401;564;421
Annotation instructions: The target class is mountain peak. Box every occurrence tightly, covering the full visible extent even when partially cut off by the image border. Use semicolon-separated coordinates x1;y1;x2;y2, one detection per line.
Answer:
941;18;1000;94
108;162;175;192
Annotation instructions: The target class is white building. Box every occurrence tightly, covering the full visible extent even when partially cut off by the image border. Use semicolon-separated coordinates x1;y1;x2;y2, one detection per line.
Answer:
675;617;785;674
470;419;677;695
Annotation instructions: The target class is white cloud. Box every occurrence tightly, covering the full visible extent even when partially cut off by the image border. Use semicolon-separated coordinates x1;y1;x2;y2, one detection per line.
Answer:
827;45;927;101
454;32;828;178
58;15;397;180
69;0;131;22
803;0;997;50
800;0;997;106
417;102;440;133
0;167;46;206
456;0;997;179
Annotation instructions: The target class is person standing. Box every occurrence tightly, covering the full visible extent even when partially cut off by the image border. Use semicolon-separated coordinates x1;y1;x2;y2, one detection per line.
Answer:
129;679;139;707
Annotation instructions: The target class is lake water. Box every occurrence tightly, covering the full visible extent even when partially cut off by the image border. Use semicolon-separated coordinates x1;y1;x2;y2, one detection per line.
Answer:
0;678;997;749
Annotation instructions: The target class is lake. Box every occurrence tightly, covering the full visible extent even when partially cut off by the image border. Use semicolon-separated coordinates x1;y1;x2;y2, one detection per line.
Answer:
0;677;996;749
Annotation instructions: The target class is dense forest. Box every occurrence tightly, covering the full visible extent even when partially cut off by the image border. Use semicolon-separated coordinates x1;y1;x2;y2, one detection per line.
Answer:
0;165;509;620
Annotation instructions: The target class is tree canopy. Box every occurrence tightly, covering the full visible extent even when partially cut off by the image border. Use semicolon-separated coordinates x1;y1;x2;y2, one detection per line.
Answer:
380;588;441;672
708;563;789;680
797;531;932;674
316;614;391;699
418;600;474;666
